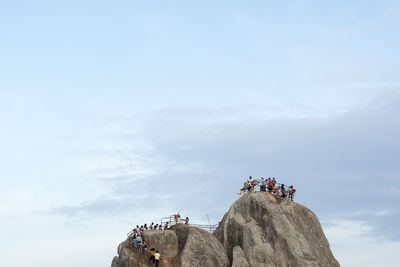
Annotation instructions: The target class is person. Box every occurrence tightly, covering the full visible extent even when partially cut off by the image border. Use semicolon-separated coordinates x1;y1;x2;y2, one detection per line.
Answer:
150;222;154;230
260;177;266;192
247;176;253;183
136;225;140;233
136;235;143;249
280;184;287;198
174;213;180;224
144;223;148;230
130;232;137;247
154;250;161;267
184;217;189;225
158;224;162;230
164;222;169;230
272;185;280;196
239;182;247;195
148;248;155;263
272;177;276;187
268;178;274;192
132;233;139;248
142;241;148;254
154;224;159;230
289;185;296;201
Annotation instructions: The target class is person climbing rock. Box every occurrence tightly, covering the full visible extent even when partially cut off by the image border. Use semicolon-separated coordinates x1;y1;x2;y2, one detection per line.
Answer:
148;248;155;263
154;250;161;267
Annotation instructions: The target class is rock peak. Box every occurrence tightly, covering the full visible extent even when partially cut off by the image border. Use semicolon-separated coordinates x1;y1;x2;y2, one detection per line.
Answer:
112;192;339;267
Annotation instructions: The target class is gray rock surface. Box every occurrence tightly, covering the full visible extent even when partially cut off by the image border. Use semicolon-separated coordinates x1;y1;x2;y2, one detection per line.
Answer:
214;192;340;267
231;246;250;267
112;224;229;267
142;230;179;258
172;224;229;267
111;192;339;267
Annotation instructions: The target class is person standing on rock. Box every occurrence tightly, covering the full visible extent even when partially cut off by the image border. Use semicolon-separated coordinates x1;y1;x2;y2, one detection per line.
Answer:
154;250;161;267
280;184;287;198
289;185;296;201
174;212;180;224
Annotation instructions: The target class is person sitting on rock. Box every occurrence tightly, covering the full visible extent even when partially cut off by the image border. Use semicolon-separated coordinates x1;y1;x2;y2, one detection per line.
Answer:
260;177;266;192
268;178;274;192
246;181;253;193
154;250;161;267
154;224;158;230
239;182;247;195
158;224;162;230
272;184;280;195
289;185;296;201
164;222;169;230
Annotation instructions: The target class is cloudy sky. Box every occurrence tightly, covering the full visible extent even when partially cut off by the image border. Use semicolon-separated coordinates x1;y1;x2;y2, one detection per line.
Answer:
1;1;399;266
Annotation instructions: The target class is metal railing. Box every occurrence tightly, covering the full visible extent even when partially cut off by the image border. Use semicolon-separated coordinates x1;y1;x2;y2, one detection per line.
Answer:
127;216;219;236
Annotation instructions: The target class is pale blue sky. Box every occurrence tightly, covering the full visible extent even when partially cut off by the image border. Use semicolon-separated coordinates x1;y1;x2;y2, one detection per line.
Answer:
1;1;400;266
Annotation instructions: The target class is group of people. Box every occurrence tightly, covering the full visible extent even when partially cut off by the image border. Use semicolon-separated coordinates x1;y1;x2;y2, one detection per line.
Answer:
239;176;296;201
128;213;190;266
129;226;161;266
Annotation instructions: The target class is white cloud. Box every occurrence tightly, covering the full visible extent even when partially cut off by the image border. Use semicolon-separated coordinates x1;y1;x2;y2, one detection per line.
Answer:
324;219;400;267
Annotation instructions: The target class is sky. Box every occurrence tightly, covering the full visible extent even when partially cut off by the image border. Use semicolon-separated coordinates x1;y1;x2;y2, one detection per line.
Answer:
0;1;399;266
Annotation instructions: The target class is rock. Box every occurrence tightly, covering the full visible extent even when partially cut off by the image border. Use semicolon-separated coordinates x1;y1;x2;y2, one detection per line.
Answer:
214;192;340;267
113;238;151;267
111;256;119;267
111;191;339;267
142;230;179;257
111;224;229;267
172;224;229;267
231;246;249;267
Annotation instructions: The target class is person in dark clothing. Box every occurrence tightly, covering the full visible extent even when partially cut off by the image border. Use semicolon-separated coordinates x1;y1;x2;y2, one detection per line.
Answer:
280;184;287;198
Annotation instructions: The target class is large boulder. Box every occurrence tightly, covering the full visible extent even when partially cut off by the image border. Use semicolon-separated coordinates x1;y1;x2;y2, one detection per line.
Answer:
172;224;229;267
213;192;340;267
142;230;179;258
111;224;229;267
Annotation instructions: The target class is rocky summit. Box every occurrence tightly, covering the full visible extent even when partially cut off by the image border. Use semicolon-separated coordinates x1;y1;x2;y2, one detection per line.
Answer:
111;192;340;267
